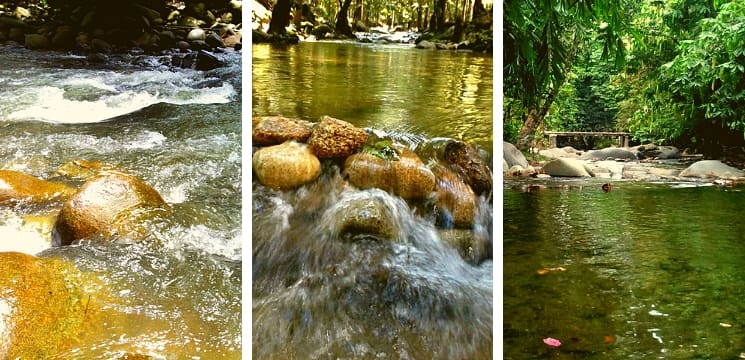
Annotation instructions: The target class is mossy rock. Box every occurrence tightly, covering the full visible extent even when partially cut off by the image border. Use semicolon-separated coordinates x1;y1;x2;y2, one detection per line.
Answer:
53;171;171;245
54;159;117;180
0;252;100;358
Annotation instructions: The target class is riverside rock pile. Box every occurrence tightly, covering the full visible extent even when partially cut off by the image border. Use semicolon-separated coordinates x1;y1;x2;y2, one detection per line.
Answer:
252;115;493;262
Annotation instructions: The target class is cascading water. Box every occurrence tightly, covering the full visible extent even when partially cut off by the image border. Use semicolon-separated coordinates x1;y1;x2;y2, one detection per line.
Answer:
0;45;241;358
253;164;493;359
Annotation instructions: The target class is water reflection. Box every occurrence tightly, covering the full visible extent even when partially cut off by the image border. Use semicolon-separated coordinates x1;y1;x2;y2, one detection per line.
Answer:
504;182;745;358
252;42;493;154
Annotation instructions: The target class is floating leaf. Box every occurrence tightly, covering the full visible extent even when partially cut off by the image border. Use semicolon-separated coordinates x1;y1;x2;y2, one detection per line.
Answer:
543;337;561;347
603;335;615;344
720;322;733;328
536;266;567;275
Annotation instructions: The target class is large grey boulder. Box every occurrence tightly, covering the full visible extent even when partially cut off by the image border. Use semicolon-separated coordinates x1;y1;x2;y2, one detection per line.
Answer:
503;141;528;168
539;147;579;159
542;158;592;177
580;147;638;161
679;160;745;179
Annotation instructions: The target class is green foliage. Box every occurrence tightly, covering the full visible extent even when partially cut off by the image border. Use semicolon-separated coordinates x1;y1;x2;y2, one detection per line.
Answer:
660;1;745;134
363;139;400;160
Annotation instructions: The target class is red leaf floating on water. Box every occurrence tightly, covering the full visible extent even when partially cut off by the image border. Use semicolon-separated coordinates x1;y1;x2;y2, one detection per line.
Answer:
543;337;561;347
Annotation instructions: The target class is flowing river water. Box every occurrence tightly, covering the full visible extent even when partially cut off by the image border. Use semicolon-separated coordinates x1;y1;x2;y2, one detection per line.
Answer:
0;45;241;357
504;178;745;358
252;41;493;358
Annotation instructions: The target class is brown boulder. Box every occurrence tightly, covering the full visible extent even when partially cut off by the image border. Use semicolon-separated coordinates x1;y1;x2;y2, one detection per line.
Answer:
307;115;367;158
443;141;492;195
252;141;321;190
432;165;476;228
343;149;435;200
54;159;117;180
252;116;313;146
52;171;171;245
0;169;75;205
331;191;397;239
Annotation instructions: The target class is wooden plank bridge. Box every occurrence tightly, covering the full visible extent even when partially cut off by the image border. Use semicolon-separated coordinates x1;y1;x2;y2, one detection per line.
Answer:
544;131;632;148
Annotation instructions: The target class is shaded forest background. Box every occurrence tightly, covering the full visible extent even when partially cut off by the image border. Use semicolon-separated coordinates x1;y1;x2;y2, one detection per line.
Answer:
505;0;745;160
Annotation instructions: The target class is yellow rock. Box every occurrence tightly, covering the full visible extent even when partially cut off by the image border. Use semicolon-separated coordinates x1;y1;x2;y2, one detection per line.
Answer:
252;141;321;190
0;169;75;205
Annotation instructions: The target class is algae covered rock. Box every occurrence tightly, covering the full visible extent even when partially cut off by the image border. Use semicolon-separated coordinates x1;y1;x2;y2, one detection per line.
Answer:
343;149;435;200
252;141;321;190
52;171;171;245
252;116;314;146
0;252;98;358
307;115;367;158
328;190;398;240
54;159;117;180
0;169;75;205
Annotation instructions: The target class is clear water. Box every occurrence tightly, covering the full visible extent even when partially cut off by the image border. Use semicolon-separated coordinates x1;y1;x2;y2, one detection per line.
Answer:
504;179;745;359
252;42;494;359
0;45;241;358
251;41;494;154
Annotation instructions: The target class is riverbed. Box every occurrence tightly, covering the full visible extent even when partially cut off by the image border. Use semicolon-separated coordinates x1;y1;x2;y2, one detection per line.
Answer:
0;45;242;357
504;178;745;358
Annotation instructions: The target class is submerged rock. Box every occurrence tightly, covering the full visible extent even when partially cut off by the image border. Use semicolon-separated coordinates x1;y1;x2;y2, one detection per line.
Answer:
52;171;171;245
331;191;398;239
54;159;117;180
0;169;75;205
252;115;313;146
0;252;99;358
679;160;745;179
439;228;489;264
253;141;321;190
307;116;368;158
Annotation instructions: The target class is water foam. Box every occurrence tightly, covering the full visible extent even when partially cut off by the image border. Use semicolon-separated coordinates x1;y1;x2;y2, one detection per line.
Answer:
5;69;236;124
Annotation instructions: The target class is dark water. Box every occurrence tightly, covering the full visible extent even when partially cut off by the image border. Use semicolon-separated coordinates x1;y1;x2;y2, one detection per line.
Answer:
252;42;494;359
252;41;493;154
504;179;745;359
0;46;241;357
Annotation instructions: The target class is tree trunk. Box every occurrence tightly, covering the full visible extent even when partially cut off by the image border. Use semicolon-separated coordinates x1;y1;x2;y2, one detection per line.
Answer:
472;0;488;26
514;30;582;150
429;0;446;32
335;0;354;38
268;0;292;34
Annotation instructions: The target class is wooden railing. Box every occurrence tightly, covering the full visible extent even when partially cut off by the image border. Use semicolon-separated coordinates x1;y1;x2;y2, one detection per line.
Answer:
544;131;632;148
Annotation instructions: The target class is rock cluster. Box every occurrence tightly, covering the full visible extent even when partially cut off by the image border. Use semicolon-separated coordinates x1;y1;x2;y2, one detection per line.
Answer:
0;1;242;69
252;114;493;261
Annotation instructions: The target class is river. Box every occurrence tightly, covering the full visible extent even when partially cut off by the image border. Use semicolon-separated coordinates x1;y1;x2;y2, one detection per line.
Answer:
0;45;241;357
504;178;745;358
252;41;493;358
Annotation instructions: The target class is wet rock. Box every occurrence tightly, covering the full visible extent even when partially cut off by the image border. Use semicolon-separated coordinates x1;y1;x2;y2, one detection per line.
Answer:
439;229;489;264
416;40;436;49
432;165;475;228
53;159;117;180
503;141;528;168
343;149;435;200
580;147;638;161
307;116;367;158
177;40;191;51
51;26;76;49
90;38;112;54
190;39;210;51
310;24;333;38
542;158;592;177
24;33;49;49
252;141;321;190
252;116;313;146
205;32;224;48
445;140;493;195
0;252;98;358
332;191;397;239
0;170;75;205
679;160;745;179
52;171;171;245
195;50;222;70
8;27;24;43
